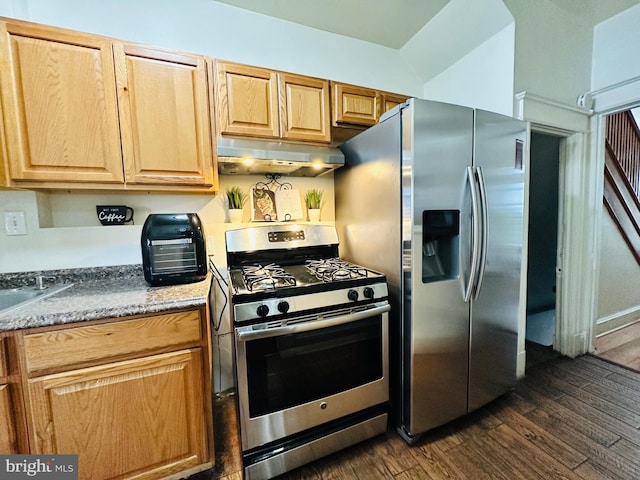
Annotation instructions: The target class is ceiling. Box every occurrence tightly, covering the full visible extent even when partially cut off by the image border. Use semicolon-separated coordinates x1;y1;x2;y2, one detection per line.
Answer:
213;0;640;49
212;0;451;49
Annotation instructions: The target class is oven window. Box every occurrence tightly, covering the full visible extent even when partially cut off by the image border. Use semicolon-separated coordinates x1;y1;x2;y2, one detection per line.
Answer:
245;316;383;418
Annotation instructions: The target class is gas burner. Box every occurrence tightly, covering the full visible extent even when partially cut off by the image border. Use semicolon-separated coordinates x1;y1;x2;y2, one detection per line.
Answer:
305;258;369;282
242;263;296;292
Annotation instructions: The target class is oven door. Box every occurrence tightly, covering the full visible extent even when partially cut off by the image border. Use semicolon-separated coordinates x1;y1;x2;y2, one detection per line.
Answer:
234;301;390;451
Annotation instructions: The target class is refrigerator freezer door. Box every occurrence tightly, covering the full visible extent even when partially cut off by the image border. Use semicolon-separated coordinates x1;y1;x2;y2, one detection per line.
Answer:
403;100;474;437
335;112;402;295
468;109;526;412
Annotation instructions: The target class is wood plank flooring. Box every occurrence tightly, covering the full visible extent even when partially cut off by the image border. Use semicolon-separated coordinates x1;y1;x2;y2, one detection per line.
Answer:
594;321;640;372
195;354;640;480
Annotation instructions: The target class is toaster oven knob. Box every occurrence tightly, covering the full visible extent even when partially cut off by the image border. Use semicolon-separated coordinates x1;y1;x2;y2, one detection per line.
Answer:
347;289;359;302
256;304;270;318
364;287;375;299
277;301;290;314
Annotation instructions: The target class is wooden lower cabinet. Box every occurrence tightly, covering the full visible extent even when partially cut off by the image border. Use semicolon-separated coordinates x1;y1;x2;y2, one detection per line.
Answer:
0;334;21;454
17;308;213;480
0;383;18;453
27;349;206;480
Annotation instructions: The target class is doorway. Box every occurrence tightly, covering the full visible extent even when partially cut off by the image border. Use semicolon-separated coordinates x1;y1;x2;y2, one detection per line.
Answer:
592;107;640;372
525;132;561;367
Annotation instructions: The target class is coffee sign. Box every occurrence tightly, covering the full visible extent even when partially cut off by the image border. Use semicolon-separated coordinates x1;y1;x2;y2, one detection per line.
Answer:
96;205;134;225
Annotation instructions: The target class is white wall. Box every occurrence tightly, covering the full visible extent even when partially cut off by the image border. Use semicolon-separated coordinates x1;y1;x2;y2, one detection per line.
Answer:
401;0;514;115
597;212;640;324
592;3;640;93
422;24;515;116
0;0;423;97
504;0;595;107
401;0;512;84
590;3;640;112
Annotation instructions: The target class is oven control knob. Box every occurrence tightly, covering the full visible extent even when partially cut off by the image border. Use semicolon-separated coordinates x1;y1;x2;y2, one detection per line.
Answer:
256;304;270;318
347;289;359;302
277;301;290;314
364;287;375;299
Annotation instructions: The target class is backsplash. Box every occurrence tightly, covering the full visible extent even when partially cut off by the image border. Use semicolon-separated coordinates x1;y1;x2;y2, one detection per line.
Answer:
0;173;334;273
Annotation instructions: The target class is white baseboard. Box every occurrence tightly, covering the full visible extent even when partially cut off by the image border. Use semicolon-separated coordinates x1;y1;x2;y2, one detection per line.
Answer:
516;350;527;379
596;306;640;336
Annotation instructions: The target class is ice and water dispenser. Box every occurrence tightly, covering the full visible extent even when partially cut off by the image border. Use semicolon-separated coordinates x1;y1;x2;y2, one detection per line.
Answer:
422;210;459;282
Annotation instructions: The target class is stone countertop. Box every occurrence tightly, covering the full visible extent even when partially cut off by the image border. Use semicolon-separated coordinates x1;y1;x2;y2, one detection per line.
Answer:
0;265;211;332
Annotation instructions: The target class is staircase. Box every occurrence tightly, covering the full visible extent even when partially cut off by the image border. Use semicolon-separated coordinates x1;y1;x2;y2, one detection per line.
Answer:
604;110;640;264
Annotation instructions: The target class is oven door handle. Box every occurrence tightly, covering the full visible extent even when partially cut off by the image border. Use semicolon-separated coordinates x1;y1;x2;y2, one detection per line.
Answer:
236;303;391;341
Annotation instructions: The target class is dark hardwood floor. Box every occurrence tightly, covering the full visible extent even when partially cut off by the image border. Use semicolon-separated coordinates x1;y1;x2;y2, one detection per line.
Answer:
196;352;640;480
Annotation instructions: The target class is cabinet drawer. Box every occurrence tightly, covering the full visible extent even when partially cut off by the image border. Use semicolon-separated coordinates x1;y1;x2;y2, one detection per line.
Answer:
23;310;202;374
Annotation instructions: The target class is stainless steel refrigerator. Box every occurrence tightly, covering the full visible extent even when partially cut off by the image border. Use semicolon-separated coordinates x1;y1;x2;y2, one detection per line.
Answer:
335;98;527;443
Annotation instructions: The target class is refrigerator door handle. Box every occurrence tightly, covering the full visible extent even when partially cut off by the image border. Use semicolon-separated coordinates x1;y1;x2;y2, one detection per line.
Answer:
465;166;481;302
473;166;489;299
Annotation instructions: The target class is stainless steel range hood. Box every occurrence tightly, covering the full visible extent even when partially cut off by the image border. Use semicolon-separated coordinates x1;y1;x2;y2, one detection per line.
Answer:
217;137;344;177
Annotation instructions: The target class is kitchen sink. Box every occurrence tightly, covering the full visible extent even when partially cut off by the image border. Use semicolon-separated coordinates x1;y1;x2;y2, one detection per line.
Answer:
0;284;73;316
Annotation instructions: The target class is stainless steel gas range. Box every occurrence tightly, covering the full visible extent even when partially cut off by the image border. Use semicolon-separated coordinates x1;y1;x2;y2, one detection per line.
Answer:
225;224;390;480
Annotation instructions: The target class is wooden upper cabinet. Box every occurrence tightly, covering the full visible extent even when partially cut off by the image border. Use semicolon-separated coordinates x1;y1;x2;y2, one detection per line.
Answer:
382;92;410;115
331;82;380;127
113;43;215;187
279;73;331;143
0;110;8;187
215;61;331;143
215;61;279;138
0;20;124;184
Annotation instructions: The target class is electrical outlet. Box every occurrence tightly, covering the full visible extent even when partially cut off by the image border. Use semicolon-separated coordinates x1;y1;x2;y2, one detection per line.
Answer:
4;211;27;236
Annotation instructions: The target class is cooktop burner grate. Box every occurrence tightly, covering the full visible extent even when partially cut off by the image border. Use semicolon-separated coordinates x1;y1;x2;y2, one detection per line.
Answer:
241;263;297;292
305;258;370;282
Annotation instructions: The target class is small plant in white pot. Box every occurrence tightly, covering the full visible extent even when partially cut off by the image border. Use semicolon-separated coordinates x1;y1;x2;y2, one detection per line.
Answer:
304;189;323;222
226;186;247;223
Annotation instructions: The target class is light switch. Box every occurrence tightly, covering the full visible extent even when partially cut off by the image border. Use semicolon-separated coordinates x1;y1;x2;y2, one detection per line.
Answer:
4;211;27;235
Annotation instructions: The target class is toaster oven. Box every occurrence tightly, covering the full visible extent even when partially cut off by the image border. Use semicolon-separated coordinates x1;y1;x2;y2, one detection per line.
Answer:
141;213;208;286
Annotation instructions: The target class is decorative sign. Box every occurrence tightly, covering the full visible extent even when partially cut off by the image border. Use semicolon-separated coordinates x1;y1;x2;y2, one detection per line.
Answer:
275;189;303;221
251;188;277;221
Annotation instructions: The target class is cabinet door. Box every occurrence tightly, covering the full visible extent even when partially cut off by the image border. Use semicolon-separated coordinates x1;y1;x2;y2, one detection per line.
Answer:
0;384;17;453
0;109;8;187
114;44;215;187
27;349;207;480
279;73;331;143
331;82;380;127
0;21;123;184
215;61;279;138
382;92;410;114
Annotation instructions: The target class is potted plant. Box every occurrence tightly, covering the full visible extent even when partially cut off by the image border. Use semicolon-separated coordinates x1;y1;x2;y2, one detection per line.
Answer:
226;186;247;223
304;189;323;222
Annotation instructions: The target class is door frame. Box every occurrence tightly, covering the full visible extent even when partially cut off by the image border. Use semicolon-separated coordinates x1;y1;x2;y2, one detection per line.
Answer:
515;92;595;376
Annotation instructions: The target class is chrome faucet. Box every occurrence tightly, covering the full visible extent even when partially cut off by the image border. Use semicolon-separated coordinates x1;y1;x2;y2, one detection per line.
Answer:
35;275;56;290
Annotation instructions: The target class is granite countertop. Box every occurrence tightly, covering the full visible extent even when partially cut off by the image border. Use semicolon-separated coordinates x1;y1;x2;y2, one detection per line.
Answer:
0;265;211;332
